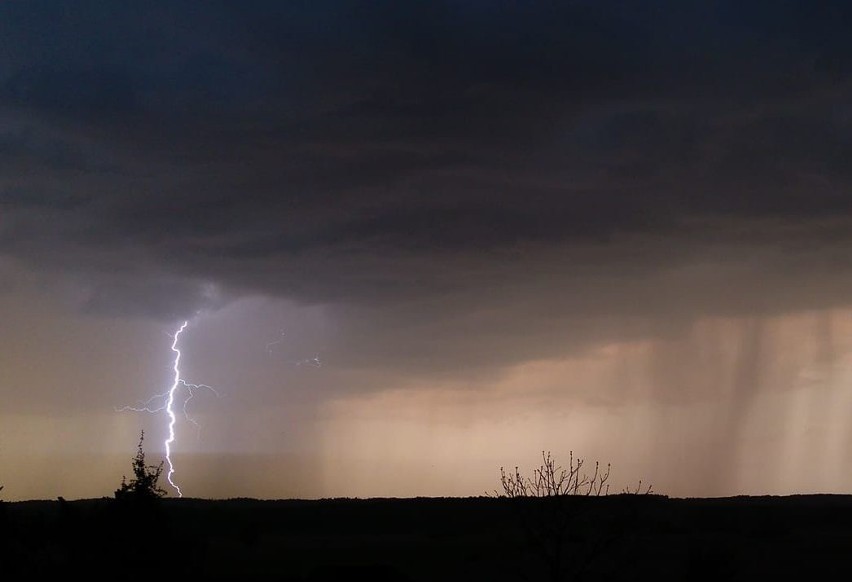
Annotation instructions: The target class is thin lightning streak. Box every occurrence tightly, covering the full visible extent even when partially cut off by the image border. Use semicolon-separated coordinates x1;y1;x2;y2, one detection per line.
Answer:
115;380;219;417
180;380;221;439
115;392;169;414
165;321;189;497
266;330;286;354
265;329;325;368
295;354;322;368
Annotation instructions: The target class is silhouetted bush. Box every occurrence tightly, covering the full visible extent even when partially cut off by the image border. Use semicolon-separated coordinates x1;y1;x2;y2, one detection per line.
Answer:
499;451;612;499
114;431;167;501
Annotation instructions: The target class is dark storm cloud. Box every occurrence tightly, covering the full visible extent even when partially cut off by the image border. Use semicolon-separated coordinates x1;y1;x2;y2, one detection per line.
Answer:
2;1;852;376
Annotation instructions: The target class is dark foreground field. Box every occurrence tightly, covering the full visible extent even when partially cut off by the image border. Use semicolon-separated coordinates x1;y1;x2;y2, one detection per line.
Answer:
2;495;851;580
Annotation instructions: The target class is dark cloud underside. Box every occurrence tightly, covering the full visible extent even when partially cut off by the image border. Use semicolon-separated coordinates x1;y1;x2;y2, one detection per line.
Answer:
0;0;850;370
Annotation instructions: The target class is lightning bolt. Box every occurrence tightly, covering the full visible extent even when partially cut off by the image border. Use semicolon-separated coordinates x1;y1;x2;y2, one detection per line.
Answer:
164;321;188;497
117;320;218;497
265;330;286;354
295;354;322;368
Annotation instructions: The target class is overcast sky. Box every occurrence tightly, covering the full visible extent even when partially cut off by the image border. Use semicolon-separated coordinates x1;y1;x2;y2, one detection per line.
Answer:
2;1;852;500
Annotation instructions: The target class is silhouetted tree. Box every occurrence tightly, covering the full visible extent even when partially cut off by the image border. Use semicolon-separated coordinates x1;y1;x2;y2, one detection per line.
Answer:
495;451;651;581
114;431;167;501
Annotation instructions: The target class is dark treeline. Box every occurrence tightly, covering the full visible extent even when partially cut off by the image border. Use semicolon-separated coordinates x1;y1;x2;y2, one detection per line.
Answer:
2;495;852;580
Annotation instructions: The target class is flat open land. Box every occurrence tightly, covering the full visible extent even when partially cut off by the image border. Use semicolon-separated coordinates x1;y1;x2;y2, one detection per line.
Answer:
2;495;851;580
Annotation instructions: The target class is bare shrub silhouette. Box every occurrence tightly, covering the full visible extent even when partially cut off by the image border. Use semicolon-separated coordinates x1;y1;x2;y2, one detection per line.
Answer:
114;430;167;501
495;450;651;581
622;480;653;495
499;451;611;498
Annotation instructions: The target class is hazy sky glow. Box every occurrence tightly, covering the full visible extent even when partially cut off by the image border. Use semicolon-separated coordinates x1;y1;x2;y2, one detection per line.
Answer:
2;1;852;500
